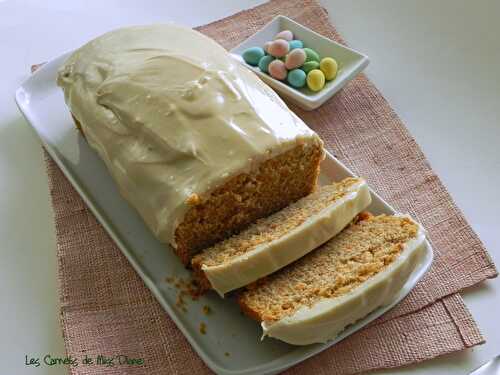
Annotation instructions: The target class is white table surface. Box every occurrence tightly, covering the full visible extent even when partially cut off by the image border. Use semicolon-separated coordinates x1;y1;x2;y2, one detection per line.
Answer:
1;0;498;374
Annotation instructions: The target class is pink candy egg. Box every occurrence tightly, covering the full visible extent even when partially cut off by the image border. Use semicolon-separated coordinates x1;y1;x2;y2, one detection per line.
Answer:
267;39;289;58
274;30;294;41
263;41;272;54
268;60;287;80
285;48;306;70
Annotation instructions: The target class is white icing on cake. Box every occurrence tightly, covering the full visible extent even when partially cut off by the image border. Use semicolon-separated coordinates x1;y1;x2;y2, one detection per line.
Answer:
57;25;322;245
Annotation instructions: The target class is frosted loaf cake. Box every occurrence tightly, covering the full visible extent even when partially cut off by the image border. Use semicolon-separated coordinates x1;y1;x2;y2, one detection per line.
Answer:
57;25;324;264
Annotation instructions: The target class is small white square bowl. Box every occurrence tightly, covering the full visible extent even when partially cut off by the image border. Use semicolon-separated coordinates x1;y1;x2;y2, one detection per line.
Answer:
230;15;369;111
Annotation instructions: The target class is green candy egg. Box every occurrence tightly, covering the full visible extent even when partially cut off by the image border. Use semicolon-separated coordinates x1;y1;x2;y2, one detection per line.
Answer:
304;48;320;63
301;61;320;73
242;47;265;66
287;69;307;88
258;55;274;73
288;40;304;51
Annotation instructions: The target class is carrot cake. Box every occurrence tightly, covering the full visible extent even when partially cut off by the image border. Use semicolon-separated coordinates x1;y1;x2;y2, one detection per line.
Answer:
192;177;371;296
238;213;426;345
56;25;324;264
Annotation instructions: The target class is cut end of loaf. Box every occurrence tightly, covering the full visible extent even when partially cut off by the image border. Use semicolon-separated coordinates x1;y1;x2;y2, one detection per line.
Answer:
173;142;324;265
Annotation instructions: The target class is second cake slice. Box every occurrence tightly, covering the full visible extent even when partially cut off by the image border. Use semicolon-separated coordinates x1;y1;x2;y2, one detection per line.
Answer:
192;177;371;296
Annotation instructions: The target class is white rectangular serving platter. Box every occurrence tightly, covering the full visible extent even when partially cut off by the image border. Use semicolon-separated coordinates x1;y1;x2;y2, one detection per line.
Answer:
15;52;433;375
230;16;369;111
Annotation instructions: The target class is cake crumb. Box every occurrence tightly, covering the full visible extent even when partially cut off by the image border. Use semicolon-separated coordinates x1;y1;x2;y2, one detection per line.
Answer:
224;352;230;357
186;193;201;206
168;276;203;312
199;322;207;335
175;293;186;310
296;137;306;146
202;305;212;315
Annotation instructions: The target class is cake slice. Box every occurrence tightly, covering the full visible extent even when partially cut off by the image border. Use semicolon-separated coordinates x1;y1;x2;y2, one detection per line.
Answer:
192;177;371;296
237;213;427;345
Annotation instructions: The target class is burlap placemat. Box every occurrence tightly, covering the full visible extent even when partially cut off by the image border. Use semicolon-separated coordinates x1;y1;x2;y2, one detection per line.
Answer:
38;0;497;374
45;156;486;375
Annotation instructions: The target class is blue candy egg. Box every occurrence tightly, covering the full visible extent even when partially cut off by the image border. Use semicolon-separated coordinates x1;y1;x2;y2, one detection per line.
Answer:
258;55;274;73
287;69;307;88
242;47;265;66
289;40;304;51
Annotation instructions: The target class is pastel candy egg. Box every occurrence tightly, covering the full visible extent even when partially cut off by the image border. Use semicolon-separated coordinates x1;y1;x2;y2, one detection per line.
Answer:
307;69;325;91
304;47;320;63
287;69;307;88
301;60;320;73
289;40;304;51
268;39;289;57
268;60;287;80
263;41;272;54
285;48;306;70
274;30;294;41
320;57;338;80
242;47;265;66
258;55;274;73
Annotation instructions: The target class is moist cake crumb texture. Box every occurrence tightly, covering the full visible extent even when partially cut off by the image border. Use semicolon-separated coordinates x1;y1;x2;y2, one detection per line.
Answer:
175;142;323;264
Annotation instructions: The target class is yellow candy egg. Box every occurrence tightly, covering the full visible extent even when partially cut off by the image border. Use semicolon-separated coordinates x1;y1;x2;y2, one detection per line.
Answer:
319;57;338;81
306;69;325;91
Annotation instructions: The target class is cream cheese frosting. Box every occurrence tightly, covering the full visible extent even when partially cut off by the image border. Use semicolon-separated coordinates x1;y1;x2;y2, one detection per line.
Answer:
203;179;372;296
57;24;321;245
261;217;427;345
